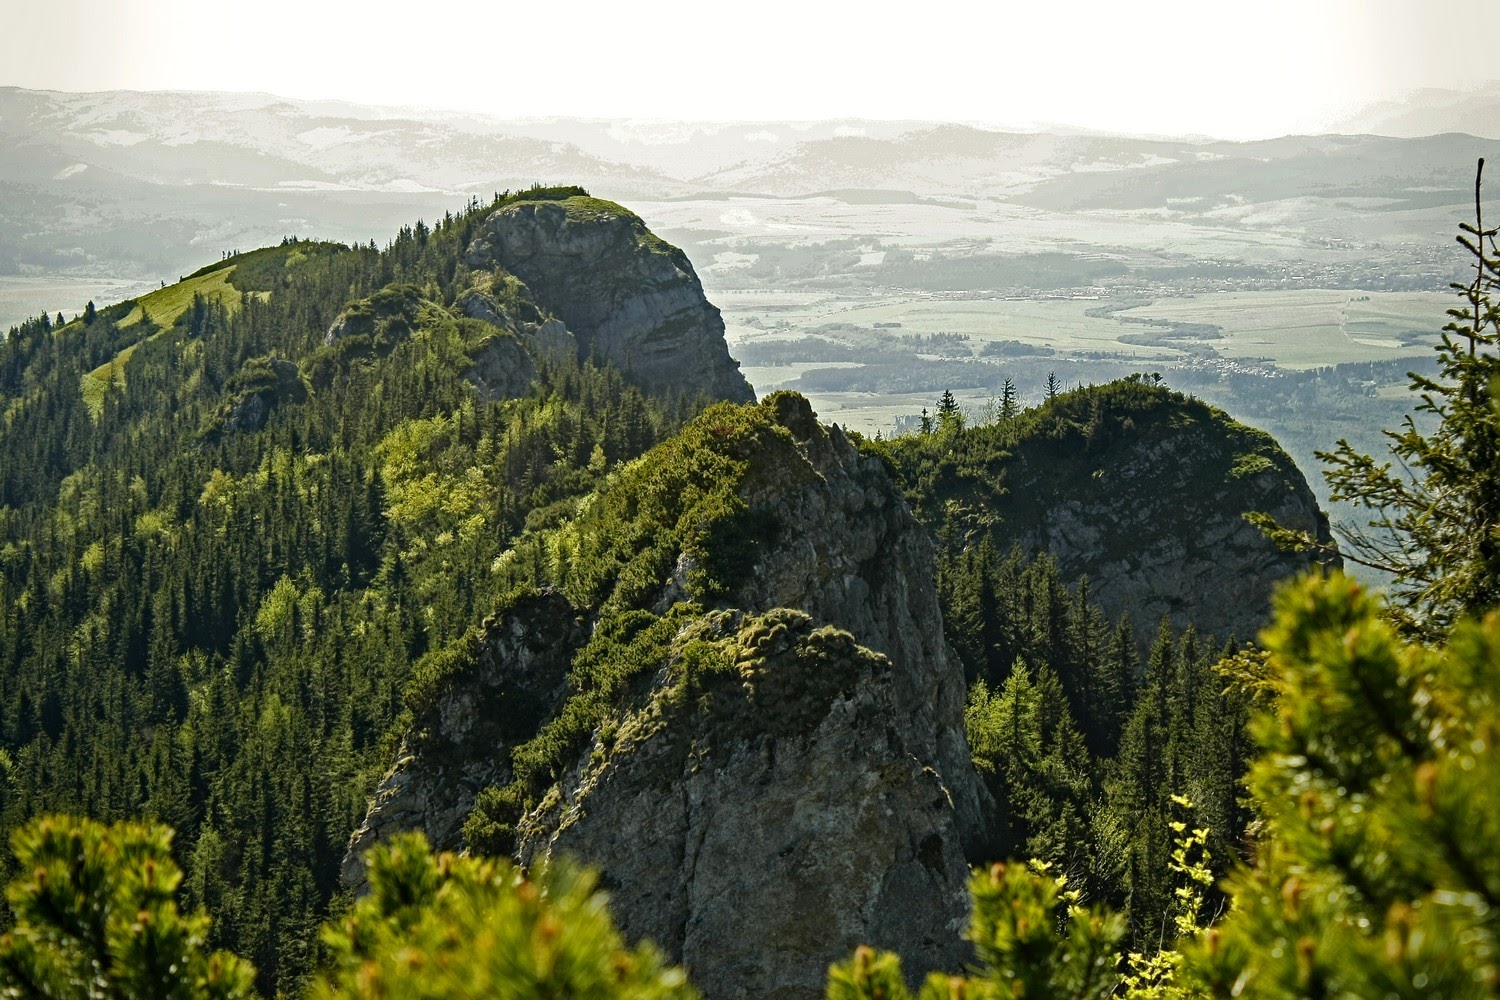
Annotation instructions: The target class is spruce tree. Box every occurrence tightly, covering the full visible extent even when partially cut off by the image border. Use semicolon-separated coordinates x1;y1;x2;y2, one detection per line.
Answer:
1256;159;1500;637
936;389;962;432
1000;377;1019;419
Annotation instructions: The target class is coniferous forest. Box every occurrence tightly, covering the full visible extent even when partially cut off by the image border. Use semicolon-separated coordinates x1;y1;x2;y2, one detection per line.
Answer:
0;176;1497;999
0;189;697;991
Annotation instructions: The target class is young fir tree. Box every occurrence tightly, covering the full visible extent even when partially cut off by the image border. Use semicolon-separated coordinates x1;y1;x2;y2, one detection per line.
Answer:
933;390;963;436
0;821;698;1000
1181;574;1500;998
312;833;697;1000
1000;377;1019;420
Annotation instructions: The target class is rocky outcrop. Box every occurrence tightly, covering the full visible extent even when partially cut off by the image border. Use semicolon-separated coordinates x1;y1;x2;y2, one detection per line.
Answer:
939;384;1339;645
464;196;754;403
517;609;972;1000
341;591;586;890
510;396;988;998
344;393;988;999
454;286;513;329
320;197;751;408
207;357;307;437
323;282;423;351
455;284;576;400
521;317;576;365
1016;449;1333;644
727;393;987;844
463;333;535;401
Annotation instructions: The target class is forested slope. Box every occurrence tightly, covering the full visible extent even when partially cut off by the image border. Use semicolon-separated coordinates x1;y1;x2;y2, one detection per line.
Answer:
0;187;745;992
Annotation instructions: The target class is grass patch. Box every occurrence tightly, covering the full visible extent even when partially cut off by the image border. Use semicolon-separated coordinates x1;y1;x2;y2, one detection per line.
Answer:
80;343;140;418
503;195;683;261
79;373;109;417
81;267;266;419
554;196;635;224
116;268;243;330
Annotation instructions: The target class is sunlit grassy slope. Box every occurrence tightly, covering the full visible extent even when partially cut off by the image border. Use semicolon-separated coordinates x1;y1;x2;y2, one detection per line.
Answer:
80;267;253;418
116;268;241;329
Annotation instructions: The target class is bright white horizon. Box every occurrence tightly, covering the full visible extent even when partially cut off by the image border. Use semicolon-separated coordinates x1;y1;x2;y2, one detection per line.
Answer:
3;0;1498;140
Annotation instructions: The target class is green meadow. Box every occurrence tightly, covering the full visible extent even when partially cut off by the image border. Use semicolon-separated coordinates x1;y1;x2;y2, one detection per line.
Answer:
79;267;253;418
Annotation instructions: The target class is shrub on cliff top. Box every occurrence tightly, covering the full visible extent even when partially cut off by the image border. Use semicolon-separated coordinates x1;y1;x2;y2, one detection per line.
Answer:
550;398;796;612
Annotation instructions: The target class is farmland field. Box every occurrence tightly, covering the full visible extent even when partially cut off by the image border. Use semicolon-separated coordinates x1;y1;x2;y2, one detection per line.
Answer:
1111;290;1448;368
719;288;1447;371
716;286;1446;442
803;297;1182;359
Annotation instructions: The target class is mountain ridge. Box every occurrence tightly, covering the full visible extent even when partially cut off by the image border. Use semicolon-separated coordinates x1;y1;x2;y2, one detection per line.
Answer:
0;186;1338;997
5;84;1493;320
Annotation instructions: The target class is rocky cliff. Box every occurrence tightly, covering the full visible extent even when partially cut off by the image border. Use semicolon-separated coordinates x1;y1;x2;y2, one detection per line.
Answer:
344;393;988;999
315;192;755;413
316;192;753;411
464;196;753;403
344;383;1339;998
881;380;1338;645
339;591;585;889
999;388;1336;643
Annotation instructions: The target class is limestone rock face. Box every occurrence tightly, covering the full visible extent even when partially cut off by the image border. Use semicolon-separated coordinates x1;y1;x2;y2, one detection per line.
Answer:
340;592;585;889
454;287;512;328
464;197;754;403
728;394;988;845
345;393;987;999
520;317;576;365
509;397;989;998
462;333;535;402
455;287;576;399
517;611;972;1000
957;387;1340;645
1025;453;1332;644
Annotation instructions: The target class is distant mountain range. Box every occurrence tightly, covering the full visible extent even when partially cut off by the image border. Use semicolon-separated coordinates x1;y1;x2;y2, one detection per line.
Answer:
1333;84;1500;139
3;84;1499;327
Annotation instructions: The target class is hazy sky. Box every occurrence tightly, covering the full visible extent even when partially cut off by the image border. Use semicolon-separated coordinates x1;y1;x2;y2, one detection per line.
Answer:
3;0;1495;138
